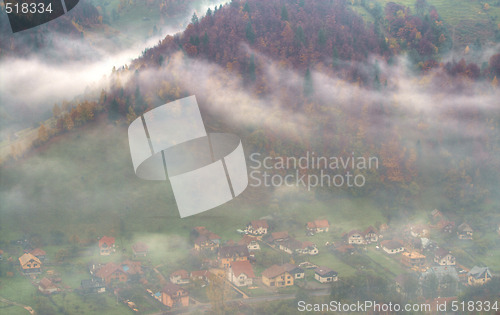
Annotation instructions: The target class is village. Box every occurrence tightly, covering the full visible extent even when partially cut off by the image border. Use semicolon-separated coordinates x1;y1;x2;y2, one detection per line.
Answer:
1;208;499;314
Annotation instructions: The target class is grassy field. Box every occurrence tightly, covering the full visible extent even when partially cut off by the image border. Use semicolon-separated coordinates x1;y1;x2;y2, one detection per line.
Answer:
1;114;499;312
352;0;499;47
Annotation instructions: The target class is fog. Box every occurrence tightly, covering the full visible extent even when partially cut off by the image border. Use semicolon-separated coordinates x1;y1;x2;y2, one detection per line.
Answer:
0;0;226;134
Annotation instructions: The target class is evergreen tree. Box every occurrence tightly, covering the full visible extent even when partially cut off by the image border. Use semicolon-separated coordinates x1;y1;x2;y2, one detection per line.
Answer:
247;54;256;82
295;25;305;45
281;5;289;21
203;32;209;47
246;21;256;44
318;28;326;47
191;12;199;25
303;68;313;97
243;2;250;14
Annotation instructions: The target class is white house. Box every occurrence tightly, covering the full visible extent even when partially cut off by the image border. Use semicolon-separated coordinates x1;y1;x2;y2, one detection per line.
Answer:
227;260;255;287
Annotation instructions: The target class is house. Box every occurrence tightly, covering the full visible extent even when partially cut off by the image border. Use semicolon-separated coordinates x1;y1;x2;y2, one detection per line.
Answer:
279;238;318;255
194;235;218;252
98;236;115;256
437;220;455;234
246;220;269;236
81;278;106;293
121;260;143;279
262;265;294;288
30;248;46;261
306;219;330;234
364;226;378;243
191;227;221;245
434;248;455;266
283;263;305;280
170;269;190;285
344;230;366;245
95;262;127;284
162;283;189;308
19;253;42;274
467;266;492;286
380;240;404;254
218;245;249;268
227;260;255;287
314;266;338;283
238;235;260;251
190;270;210;282
267;231;289;246
401;251;426;269
457;223;473;240
131;242;148;257
38;278;58;294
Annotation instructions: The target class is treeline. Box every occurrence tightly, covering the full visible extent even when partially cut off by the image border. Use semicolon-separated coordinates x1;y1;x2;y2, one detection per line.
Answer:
7;96;103;162
138;0;388;85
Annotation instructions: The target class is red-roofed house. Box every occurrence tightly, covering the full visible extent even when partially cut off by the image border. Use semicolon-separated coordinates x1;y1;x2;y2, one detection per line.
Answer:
194;235;218;252
38;278;58;294
227;260;255;287
434;248;455;266
344;230;366;245
306;220;330;234
121;260;143;276
30;248;46;261
261;265;294;287
238;235;260;251
95;262;127;284
268;231;289;244
132;242;148;257
246;220;269;235
170;270;190;285
162;283;189;308
219;245;250;268
98;236;115;256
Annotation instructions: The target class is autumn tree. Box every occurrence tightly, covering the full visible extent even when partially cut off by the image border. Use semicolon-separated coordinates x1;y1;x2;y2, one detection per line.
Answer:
63;114;74;131
126;106;137;124
37;123;49;142
206;273;231;314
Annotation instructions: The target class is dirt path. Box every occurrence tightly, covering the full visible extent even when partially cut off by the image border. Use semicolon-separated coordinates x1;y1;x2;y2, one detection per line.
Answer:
0;296;35;314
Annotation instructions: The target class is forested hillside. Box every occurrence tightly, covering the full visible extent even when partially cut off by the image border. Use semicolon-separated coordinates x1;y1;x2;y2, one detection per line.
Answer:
20;0;498;217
